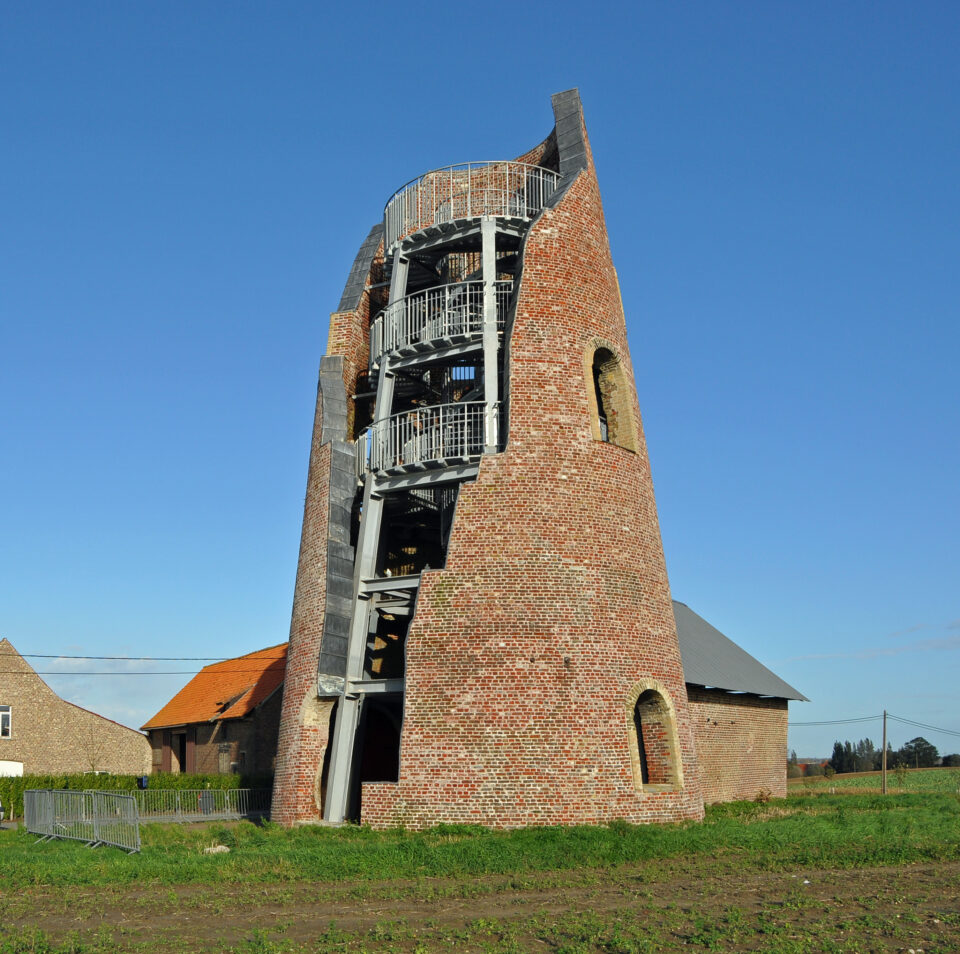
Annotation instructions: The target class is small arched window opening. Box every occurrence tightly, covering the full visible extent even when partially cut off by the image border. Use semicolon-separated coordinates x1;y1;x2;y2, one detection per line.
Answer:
585;344;637;452
628;683;683;792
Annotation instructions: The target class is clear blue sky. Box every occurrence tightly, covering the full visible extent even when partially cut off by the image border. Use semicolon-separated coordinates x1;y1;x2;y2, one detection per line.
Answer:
2;2;957;758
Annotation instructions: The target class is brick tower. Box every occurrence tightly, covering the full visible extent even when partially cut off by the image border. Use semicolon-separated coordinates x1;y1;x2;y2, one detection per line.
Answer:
272;90;705;828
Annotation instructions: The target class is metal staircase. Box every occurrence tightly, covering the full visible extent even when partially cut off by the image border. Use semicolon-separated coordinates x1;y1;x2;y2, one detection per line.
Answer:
323;160;560;822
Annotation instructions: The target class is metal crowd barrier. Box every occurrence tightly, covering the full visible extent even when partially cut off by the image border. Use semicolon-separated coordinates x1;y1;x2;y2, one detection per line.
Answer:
25;789;141;853
133;787;271;823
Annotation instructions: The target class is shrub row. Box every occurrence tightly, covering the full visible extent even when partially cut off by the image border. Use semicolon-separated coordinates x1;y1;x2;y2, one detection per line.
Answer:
0;772;273;819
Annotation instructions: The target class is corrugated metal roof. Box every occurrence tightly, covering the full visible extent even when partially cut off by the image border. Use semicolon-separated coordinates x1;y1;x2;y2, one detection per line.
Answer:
673;601;808;701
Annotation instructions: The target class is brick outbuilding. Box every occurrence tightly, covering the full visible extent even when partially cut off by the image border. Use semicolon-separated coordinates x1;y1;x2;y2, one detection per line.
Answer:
141;643;285;775
0;637;150;776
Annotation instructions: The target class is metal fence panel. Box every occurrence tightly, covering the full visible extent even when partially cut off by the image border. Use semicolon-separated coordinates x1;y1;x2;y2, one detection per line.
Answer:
92;791;141;853
134;788;270;823
24;789;140;853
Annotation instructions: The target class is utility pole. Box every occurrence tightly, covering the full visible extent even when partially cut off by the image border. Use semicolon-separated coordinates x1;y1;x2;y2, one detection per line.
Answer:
882;709;888;795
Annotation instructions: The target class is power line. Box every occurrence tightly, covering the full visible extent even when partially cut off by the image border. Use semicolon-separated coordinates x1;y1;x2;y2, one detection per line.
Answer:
0;668;281;676
887;713;960;740
791;715;881;726
792;712;960;743
1;652;228;661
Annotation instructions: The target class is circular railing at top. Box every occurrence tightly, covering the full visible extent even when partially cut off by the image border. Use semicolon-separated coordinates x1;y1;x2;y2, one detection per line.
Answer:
370;280;512;367
384;162;562;253
356;401;499;475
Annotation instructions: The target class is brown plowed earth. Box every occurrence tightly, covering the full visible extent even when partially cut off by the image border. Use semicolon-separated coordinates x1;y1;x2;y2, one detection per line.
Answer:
3;858;960;951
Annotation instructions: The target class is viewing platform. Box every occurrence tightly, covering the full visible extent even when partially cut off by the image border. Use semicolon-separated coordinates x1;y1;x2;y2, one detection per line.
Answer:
384;161;560;253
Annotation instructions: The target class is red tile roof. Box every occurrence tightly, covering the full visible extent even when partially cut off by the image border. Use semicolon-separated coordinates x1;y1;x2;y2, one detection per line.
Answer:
141;643;287;730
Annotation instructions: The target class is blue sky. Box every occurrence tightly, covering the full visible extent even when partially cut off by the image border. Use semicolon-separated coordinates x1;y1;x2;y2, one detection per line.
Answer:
1;2;957;758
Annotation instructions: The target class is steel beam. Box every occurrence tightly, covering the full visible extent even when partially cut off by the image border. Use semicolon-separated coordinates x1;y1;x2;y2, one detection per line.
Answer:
481;216;499;452
324;250;410;824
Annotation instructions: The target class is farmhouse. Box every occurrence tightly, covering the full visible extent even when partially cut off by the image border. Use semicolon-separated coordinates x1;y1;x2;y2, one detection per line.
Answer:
141;643;285;775
0;637;150;776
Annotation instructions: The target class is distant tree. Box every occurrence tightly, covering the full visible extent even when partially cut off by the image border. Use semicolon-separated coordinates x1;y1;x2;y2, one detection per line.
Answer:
788;749;798;766
941;754;960;767
787;763;803;778
830;741;848;774
897;737;939;769
874;742;894;771
853;738;877;773
806;762;824;777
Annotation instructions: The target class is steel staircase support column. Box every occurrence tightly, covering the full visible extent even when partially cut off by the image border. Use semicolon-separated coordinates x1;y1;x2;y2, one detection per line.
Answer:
324;473;386;823
324;251;411;824
481;216;499;453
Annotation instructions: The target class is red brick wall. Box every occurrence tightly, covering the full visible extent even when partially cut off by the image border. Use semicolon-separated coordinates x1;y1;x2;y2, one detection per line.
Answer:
361;115;704;829
271;432;335;824
687;689;788;803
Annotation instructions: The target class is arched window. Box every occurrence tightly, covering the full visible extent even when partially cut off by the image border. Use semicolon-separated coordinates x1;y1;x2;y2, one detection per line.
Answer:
584;343;637;452
627;682;683;792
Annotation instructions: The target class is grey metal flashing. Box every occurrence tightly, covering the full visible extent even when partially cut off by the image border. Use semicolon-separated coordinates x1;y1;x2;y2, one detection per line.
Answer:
318;356;349;444
550;88;588;183
314;355;357;681
673;601;808;702
337;223;383;314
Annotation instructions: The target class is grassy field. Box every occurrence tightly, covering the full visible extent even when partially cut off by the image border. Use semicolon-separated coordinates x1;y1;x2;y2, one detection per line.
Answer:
789;766;960;794
2;790;960;952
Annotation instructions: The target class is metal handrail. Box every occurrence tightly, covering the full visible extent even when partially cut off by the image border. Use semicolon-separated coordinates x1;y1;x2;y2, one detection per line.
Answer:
384;161;561;252
356;401;498;475
370;280;512;366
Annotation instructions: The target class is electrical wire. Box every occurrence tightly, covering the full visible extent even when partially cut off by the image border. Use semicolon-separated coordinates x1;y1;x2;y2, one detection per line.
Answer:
791;715;881;726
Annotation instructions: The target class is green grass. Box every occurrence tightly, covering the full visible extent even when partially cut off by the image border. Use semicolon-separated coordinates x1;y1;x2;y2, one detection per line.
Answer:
2;792;959;890
791;766;960;794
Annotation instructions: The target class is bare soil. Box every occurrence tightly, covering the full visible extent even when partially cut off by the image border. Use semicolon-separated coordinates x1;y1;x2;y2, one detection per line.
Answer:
4;857;960;951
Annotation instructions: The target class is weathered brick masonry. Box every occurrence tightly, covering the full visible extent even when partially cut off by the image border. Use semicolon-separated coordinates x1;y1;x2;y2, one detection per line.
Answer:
687;689;789;803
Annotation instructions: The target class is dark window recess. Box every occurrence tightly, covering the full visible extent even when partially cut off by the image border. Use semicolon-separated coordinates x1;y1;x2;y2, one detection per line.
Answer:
633;705;650;784
593;356;609;441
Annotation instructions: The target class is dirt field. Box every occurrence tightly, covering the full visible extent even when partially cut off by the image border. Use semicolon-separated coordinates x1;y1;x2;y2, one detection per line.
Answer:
5;856;960;952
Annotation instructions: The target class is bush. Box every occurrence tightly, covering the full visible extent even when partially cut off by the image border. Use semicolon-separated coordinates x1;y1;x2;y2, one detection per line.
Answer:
805;762;825;777
787;763;803;778
0;771;273;819
823;765;836;778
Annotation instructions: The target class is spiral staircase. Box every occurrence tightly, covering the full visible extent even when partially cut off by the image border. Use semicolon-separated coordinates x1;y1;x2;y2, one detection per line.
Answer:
323;161;560;822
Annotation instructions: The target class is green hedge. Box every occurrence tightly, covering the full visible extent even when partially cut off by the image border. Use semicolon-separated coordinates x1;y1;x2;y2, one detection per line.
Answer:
0;772;273;819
